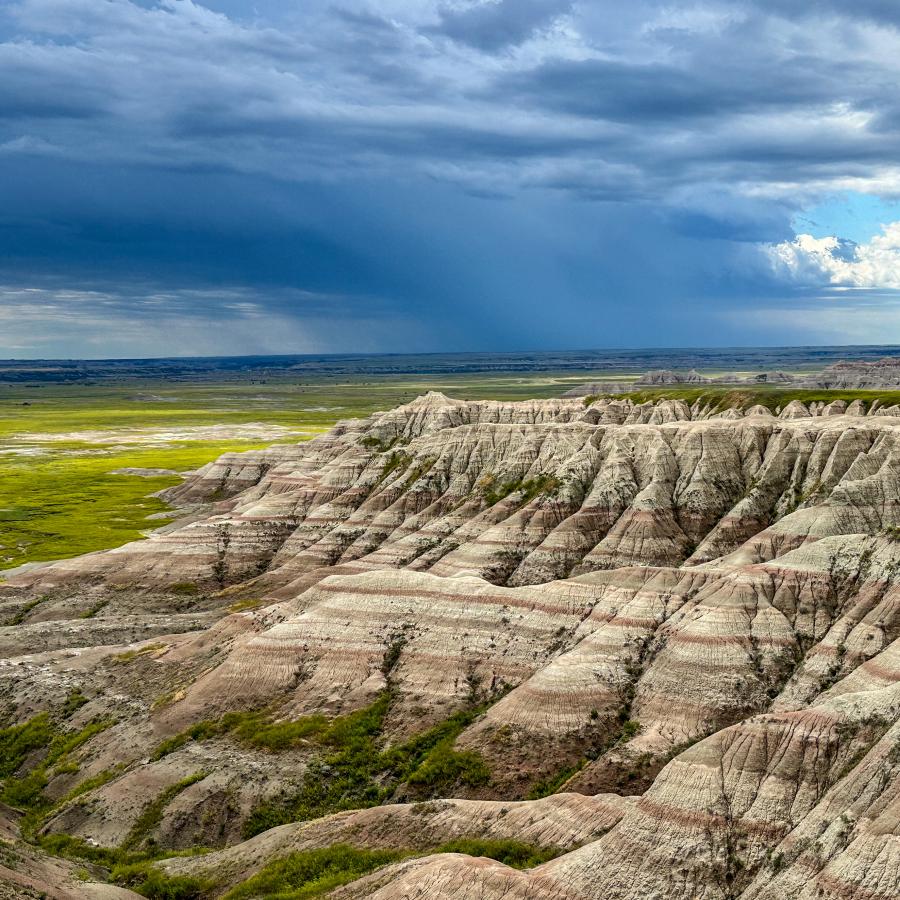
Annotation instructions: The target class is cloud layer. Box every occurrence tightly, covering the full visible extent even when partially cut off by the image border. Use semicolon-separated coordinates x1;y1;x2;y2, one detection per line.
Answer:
3;0;900;355
769;225;900;290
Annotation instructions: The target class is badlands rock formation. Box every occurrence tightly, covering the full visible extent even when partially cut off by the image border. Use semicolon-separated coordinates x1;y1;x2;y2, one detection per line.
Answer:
1;391;900;899
566;354;900;397
808;356;900;389
563;369;797;395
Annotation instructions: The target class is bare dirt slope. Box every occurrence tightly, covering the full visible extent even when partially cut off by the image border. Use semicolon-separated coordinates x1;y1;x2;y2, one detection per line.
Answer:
2;392;899;898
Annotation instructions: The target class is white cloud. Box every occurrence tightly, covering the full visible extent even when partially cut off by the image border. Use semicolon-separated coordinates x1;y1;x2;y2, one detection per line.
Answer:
767;222;900;289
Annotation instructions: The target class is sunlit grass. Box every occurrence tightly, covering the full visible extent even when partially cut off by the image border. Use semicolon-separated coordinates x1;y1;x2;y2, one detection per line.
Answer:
0;441;270;569
0;372;581;571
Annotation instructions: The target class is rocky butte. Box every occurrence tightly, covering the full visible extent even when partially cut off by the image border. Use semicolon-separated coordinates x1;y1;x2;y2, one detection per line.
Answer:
1;391;899;899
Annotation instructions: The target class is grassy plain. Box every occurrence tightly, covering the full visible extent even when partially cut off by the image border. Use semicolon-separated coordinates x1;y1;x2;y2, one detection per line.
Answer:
0;371;586;571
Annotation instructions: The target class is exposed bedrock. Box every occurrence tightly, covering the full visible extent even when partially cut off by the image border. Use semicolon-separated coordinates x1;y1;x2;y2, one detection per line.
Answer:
2;394;900;899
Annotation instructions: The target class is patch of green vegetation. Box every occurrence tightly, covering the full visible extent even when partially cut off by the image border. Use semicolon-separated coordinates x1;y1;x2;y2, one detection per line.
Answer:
525;760;588;800
402;456;437;487
111;642;167;664
0;711;115;838
0;445;237;571
224;844;402;900
405;738;489;790
619;719;641;742
433;838;560;868
481;473;560;507
38;833;135;868
380;450;412;480
62;690;89;718
243;694;492;838
360;435;408;452
169;582;200;596
123;771;208;851
0;713;54;777
224;837;560;900
38;833;211;898
228;597;268;612
1;768;48;808
150;720;225;761
241;715;330;752
61;766;121;802
112;862;212;900
45;716;108;763
380;633;408;678
150;708;332;762
3;594;50;625
79;600;108;619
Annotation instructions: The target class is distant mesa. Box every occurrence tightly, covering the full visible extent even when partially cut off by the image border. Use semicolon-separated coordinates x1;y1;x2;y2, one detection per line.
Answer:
564;357;900;396
811;355;900;389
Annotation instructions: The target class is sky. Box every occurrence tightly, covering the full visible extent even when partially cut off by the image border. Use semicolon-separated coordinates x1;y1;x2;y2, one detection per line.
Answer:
3;1;900;357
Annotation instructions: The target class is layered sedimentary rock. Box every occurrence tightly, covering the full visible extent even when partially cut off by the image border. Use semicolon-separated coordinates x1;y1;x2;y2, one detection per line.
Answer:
565;354;900;396
160;793;629;893
2;392;900;899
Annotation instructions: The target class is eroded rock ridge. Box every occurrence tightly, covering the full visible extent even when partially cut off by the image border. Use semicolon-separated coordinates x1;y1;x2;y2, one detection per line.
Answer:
2;392;899;899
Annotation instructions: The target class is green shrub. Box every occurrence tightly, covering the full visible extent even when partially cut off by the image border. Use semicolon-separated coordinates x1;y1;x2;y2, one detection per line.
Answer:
112;861;211;900
169;582;199;596
241;716;328;752
150;720;223;761
434;838;560;869
0;713;54;777
62;767;120;802
482;473;560;507
79;600;109;619
1;768;48;807
62;691;89;717
224;844;401;900
380;451;412;480
526;760;587;800
406;739;489;790
111;642;166;664
3;595;49;626
46;717;114;768
38;833;131;868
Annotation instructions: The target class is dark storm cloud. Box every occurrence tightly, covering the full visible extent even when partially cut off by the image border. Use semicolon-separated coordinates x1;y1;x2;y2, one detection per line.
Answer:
498;52;849;123
429;0;574;50
3;0;900;355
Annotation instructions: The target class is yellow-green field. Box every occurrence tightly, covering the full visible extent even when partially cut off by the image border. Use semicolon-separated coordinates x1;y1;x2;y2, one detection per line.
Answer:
0;373;584;571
